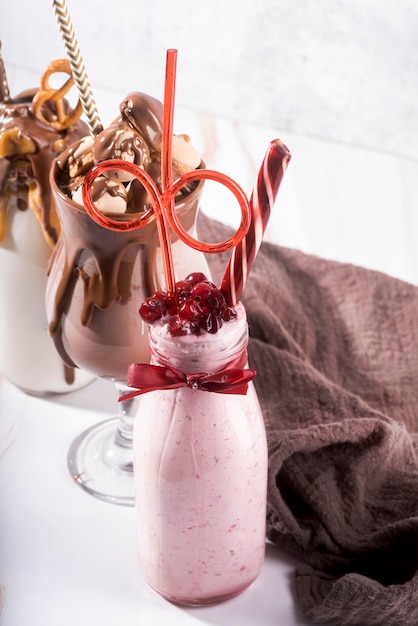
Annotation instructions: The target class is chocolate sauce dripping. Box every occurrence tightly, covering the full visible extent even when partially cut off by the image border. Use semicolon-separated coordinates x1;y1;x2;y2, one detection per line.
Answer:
0;41;10;103
0;89;89;245
47;158;202;380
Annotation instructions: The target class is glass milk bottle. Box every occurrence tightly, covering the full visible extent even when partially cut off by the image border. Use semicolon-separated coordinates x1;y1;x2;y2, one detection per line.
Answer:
133;303;268;605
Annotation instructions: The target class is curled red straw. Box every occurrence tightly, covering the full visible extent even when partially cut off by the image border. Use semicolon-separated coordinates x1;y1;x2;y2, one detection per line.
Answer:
81;48;256;298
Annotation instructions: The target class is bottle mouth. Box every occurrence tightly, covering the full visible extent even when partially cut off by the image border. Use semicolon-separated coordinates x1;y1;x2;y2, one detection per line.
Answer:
149;303;249;374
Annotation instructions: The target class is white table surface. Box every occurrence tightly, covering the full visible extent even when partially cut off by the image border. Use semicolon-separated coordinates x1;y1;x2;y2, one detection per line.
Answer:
0;374;310;626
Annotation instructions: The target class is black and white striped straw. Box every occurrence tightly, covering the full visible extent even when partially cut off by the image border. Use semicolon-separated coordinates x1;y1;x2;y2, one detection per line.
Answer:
52;0;103;136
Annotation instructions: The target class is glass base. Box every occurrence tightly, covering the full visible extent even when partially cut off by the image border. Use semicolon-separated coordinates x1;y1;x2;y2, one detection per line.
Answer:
67;416;135;506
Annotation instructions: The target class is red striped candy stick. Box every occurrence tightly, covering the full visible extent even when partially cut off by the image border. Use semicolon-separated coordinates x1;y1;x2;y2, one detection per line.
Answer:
220;138;291;305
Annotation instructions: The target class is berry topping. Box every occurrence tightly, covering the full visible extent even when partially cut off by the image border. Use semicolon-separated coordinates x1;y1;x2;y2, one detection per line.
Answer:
139;273;237;336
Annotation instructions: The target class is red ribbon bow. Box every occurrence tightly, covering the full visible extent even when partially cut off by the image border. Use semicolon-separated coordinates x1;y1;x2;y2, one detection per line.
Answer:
119;359;256;401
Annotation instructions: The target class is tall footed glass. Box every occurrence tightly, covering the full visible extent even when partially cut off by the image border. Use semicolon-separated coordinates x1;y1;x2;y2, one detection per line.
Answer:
46;150;210;505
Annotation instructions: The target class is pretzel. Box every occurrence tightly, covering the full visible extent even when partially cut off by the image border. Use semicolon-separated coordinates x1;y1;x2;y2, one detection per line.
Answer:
0;193;9;244
31;59;83;131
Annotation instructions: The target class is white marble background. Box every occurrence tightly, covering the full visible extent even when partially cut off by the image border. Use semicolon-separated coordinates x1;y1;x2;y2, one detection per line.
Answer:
1;0;417;285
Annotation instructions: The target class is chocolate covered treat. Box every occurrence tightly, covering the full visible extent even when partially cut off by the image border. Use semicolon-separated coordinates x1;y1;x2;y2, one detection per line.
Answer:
56;91;201;215
0;59;88;247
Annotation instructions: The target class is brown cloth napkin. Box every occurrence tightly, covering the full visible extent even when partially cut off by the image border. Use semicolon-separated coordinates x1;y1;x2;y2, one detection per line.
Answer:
200;214;418;626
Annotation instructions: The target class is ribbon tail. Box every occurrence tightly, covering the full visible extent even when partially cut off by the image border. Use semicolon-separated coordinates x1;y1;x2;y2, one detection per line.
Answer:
119;388;147;401
217;383;250;396
202;368;256;395
119;382;185;401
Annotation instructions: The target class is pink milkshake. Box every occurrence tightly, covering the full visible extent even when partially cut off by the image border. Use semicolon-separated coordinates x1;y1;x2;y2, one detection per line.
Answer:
131;275;268;605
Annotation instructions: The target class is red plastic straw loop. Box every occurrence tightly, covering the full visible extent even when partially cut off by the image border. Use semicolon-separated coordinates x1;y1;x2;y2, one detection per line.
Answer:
82;160;157;232
166;169;251;253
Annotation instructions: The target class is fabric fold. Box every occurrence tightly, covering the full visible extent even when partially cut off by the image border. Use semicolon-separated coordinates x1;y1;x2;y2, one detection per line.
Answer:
200;214;418;626
295;567;418;626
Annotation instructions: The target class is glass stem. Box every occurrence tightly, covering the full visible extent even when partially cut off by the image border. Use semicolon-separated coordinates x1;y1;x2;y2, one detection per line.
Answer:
113;382;138;470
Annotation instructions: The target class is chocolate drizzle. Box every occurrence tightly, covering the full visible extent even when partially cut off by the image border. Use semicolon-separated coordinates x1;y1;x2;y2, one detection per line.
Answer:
119;92;163;147
47;156;203;381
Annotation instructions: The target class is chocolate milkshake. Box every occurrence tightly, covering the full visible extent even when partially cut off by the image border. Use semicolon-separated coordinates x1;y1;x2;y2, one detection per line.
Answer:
46;91;210;382
0;57;94;394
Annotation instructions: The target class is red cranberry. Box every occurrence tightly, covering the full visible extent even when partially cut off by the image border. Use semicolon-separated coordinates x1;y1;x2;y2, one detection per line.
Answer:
139;292;167;322
201;310;222;334
191;283;225;313
168;314;200;337
220;305;237;322
184;272;209;286
175;280;192;304
179;300;204;322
